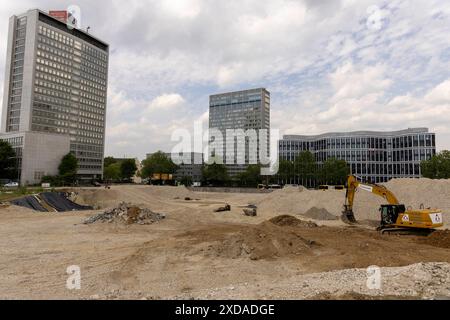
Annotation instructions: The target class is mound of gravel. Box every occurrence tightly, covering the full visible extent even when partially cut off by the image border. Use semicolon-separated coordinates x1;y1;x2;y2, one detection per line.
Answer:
84;202;166;225
195;220;320;261
303;207;338;221
269;215;318;228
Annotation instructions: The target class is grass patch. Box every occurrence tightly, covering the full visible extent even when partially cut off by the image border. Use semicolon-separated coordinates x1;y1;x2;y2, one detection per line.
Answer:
0;187;44;202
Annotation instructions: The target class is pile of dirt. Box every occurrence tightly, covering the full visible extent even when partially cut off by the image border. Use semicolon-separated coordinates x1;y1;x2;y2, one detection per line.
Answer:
269;215;318;228
256;179;450;226
186;219;320;261
84;202;166;225
303;207;338;221
75;189;120;209
418;230;450;248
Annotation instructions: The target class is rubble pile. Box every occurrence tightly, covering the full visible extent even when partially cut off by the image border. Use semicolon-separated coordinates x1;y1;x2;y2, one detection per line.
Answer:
84;202;166;225
214;204;231;212
243;208;257;217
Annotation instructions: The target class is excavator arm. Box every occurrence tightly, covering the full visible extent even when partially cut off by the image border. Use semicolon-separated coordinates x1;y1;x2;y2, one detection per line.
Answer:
342;175;400;223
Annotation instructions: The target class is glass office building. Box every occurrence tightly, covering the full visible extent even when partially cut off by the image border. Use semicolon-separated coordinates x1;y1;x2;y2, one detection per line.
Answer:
209;88;270;176
279;128;436;183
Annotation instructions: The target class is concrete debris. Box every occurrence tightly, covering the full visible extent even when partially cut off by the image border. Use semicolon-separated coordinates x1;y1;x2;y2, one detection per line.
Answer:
214;204;231;212
243;208;257;217
84;202;166;225
269;215;318;228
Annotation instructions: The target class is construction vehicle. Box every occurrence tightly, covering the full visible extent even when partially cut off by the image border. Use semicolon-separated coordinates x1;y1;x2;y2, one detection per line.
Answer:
342;175;443;234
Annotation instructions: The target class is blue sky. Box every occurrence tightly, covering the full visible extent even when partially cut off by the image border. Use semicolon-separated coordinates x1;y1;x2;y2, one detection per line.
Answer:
0;0;449;160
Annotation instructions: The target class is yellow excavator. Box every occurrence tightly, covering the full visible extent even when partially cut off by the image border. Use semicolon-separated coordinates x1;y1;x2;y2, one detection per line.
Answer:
342;175;443;234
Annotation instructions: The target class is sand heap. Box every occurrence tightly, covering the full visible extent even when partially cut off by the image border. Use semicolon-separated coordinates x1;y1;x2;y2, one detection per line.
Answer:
256;179;450;225
192;215;320;260
303;207;338;221
84;202;165;225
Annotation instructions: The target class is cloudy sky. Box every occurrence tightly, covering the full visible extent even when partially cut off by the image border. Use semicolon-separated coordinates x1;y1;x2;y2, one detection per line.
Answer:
0;0;449;159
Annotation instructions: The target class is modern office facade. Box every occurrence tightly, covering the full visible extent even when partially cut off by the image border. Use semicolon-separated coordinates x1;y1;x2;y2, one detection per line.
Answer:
1;9;109;183
146;152;204;183
279;128;436;183
209;88;270;176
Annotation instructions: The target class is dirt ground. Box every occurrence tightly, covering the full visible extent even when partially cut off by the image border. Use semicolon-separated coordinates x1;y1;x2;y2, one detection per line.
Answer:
0;184;450;300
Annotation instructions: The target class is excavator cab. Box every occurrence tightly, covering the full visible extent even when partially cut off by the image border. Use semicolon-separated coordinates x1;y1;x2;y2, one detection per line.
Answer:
379;204;406;226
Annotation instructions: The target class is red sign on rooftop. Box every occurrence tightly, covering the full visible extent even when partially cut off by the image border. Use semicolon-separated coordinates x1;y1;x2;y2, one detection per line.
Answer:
49;10;68;23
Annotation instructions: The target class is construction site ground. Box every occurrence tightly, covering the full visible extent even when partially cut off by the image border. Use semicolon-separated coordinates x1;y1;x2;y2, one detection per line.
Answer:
1;179;450;300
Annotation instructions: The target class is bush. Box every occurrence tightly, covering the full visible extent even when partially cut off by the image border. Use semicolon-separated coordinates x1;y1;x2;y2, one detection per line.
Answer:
41;175;63;187
18;186;28;195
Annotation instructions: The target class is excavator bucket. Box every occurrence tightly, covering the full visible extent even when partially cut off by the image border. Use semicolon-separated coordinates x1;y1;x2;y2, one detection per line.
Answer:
342;205;357;224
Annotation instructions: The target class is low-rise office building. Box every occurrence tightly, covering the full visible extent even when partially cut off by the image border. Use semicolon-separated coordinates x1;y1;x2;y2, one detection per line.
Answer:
0;131;70;185
279;128;436;183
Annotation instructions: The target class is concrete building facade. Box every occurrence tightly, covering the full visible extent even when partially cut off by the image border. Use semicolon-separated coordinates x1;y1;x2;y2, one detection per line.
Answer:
279;128;436;183
209;88;270;176
1;9;109;184
0;131;70;185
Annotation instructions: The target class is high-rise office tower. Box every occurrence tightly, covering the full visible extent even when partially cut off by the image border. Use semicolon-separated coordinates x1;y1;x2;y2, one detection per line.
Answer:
209;88;270;176
0;9;109;185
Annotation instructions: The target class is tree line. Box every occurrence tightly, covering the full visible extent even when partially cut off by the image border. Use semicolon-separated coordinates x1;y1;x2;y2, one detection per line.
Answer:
2;139;450;186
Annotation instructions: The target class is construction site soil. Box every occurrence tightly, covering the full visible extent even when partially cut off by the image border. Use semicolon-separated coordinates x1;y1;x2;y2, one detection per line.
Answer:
1;179;450;299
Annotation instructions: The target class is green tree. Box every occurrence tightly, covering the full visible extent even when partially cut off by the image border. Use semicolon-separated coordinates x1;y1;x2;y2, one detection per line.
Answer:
237;164;262;187
320;158;349;185
294;151;317;187
104;162;121;181
421;150;450;179
0;140;17;180
278;160;294;185
58;153;78;184
120;159;137;181
141;151;178;178
104;156;118;168
202;162;229;186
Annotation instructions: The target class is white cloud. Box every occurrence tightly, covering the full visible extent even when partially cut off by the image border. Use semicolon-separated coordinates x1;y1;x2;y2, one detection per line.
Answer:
424;80;450;104
0;0;450;156
329;62;392;101
148;93;185;111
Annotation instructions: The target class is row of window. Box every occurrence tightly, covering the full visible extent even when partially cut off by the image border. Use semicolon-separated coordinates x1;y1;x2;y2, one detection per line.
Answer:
36;62;71;80
37;49;73;68
280;148;435;163
350;163;421;177
280;135;436;150
72;143;103;153
38;26;74;53
79;165;103;171
0;136;24;147
35;78;72;94
7;20;27;132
